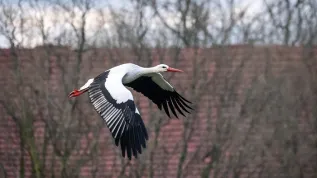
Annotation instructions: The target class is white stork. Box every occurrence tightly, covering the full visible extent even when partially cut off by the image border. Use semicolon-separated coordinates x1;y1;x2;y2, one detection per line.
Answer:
68;63;193;160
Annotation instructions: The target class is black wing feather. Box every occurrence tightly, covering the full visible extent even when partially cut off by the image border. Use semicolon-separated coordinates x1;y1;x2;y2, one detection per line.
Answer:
125;75;193;118
88;71;148;160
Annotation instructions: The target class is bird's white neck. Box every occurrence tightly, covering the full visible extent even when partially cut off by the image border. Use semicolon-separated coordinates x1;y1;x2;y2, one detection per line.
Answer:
139;67;159;75
123;66;159;84
133;67;159;79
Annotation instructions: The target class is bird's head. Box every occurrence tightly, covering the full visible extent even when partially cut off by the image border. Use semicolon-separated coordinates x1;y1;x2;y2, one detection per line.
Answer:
155;64;183;73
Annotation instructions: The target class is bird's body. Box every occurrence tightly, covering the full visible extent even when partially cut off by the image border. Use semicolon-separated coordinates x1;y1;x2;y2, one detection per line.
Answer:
69;63;192;159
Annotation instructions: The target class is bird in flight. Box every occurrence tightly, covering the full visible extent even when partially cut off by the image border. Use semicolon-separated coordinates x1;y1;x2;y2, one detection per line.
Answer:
69;63;193;160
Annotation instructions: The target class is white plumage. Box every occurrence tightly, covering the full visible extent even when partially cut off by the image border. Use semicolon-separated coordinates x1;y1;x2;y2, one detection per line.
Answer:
104;68;133;104
69;63;193;160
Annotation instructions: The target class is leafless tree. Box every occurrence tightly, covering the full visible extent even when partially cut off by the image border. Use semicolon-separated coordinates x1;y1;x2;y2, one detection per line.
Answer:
147;1;262;178
0;0;109;177
0;0;316;178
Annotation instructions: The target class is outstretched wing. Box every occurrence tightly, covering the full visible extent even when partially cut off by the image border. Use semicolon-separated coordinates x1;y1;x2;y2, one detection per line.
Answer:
125;73;193;118
88;71;148;160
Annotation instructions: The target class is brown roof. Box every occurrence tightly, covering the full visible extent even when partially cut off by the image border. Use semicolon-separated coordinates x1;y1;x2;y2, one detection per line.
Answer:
0;45;316;178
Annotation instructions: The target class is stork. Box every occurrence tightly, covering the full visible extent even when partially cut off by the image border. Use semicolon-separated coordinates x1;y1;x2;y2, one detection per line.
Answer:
68;63;193;160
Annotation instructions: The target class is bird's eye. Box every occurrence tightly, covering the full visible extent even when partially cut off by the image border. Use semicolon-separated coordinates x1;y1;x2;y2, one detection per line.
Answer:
162;66;167;68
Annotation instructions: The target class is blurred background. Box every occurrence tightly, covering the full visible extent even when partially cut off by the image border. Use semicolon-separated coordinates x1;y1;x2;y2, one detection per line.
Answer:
0;0;316;177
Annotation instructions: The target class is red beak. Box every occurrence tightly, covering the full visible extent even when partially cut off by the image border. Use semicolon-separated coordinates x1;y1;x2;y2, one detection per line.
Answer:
167;67;183;72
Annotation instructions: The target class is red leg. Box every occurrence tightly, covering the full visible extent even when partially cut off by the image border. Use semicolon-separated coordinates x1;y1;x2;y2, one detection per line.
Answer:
68;89;88;98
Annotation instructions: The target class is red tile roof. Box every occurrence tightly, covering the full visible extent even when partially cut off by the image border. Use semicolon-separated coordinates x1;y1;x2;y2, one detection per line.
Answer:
0;45;316;178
